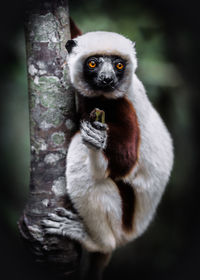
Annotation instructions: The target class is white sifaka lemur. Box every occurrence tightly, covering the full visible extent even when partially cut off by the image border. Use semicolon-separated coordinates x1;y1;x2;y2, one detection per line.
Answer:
43;31;174;273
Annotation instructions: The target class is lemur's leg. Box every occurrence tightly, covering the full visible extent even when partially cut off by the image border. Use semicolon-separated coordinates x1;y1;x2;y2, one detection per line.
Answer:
87;252;111;280
80;120;108;179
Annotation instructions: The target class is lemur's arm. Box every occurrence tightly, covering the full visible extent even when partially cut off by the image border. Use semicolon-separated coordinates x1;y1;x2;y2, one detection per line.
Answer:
87;148;108;180
80;109;109;179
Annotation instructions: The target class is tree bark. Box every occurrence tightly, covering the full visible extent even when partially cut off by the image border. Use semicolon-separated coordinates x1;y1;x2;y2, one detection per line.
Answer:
18;0;81;278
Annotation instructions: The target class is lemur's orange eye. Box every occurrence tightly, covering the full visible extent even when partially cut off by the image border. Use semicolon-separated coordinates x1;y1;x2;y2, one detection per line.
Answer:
88;60;97;69
116;62;124;70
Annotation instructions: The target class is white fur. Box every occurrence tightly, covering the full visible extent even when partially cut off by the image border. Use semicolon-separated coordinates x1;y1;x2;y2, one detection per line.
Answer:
123;74;174;240
65;32;174;253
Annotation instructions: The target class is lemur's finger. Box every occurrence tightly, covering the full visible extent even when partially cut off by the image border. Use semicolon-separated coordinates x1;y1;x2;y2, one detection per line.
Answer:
41;219;60;228
55;207;79;220
47;213;67;222
44;228;62;236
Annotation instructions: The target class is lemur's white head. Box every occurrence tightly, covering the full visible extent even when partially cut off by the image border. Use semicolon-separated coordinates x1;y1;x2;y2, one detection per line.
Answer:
66;31;137;99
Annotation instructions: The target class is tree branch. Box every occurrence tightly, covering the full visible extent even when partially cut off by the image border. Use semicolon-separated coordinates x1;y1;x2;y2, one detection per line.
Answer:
18;0;81;278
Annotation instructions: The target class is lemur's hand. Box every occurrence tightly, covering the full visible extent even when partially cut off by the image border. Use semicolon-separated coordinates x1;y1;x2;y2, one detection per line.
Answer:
80;108;108;150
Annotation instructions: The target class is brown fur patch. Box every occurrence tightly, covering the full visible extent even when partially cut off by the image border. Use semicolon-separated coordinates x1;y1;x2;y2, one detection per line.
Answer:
70;18;82;39
78;94;140;179
114;180;135;231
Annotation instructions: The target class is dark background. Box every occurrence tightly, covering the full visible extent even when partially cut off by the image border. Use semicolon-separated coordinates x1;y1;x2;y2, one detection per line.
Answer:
0;0;200;279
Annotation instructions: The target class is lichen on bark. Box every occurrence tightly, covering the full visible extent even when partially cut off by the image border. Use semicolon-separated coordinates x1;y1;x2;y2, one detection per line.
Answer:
19;1;81;278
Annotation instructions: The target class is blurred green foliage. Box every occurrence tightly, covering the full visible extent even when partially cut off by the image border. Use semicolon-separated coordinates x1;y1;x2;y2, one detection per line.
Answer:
1;32;29;230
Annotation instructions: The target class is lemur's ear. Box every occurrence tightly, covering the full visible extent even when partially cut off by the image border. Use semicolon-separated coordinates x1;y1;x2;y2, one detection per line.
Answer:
65;39;77;54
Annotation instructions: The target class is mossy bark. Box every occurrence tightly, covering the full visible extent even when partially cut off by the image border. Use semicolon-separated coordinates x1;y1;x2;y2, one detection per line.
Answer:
18;1;81;278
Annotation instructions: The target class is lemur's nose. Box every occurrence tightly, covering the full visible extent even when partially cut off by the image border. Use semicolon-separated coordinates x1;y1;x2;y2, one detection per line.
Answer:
103;77;113;84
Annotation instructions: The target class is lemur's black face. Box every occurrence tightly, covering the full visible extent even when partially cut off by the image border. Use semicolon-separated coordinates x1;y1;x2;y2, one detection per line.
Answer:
83;55;126;92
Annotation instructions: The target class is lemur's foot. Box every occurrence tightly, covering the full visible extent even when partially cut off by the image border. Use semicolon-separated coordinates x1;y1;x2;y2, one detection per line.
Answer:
41;207;86;241
80;121;108;150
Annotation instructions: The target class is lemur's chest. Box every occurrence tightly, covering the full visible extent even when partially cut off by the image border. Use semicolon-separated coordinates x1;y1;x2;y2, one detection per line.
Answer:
78;95;140;179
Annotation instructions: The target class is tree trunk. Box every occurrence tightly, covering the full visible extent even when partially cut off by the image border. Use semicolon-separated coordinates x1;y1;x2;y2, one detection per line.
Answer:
18;0;81;278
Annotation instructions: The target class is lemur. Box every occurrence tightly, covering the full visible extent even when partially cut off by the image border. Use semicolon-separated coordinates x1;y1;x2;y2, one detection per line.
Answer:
42;31;174;278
